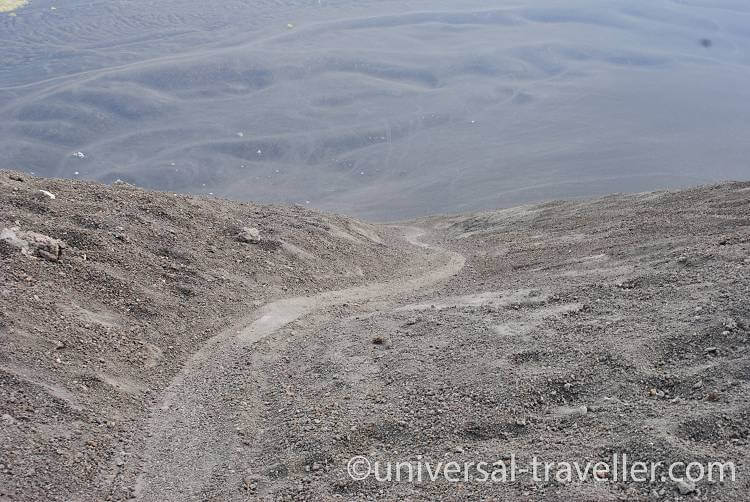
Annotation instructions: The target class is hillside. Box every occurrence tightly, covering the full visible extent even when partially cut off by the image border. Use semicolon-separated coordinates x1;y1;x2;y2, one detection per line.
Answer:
1;172;749;501
0;169;425;501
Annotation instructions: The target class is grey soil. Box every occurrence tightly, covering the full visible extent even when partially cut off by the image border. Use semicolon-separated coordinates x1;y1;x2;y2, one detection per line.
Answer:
2;171;749;501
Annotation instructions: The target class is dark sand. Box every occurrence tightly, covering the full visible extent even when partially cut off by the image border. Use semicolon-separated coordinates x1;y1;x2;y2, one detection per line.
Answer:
2;0;749;219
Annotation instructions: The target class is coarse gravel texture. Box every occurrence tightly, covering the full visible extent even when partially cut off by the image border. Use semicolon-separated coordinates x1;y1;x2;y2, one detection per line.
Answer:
0;170;424;501
229;183;750;501
2;171;749;501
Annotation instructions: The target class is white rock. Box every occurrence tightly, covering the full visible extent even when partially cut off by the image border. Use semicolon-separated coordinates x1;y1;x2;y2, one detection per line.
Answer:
237;227;261;243
1;227;66;261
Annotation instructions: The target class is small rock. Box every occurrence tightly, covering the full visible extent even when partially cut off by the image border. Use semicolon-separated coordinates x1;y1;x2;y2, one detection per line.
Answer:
704;347;718;355
1;414;16;425
237;227;261;243
242;475;260;491
403;316;423;326
706;391;720;402
112;232;130;243
9;174;24;182
550;404;589;418
674;478;696;495
1;227;66;261
723;319;739;331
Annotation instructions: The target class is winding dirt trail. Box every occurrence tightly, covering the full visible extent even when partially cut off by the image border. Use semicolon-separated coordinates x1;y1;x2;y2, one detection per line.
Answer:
132;227;464;501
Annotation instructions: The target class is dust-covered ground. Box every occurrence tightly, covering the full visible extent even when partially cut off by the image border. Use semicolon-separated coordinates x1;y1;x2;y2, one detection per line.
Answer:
2;171;748;501
178;182;748;501
2;0;750;219
0;169;426;501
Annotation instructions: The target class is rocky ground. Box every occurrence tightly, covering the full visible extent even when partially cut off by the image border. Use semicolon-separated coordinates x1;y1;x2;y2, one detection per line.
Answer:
1;171;749;501
0;170;425;501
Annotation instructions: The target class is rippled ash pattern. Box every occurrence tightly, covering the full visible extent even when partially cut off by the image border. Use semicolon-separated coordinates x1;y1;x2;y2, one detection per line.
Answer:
1;0;749;219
